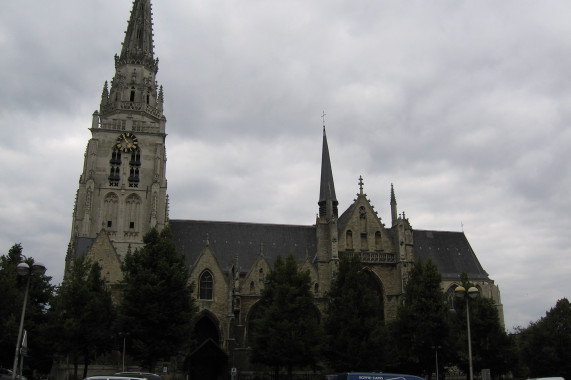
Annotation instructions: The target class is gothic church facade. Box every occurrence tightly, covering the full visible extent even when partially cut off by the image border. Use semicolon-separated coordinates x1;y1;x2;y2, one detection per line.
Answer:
65;0;503;374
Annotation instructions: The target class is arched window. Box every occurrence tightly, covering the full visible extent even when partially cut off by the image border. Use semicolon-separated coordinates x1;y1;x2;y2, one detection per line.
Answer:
346;230;353;249
375;231;382;250
199;271;214;300
103;193;118;229
130;87;136;102
108;148;121;186
125;194;141;231
250;281;255;294
128;149;141;188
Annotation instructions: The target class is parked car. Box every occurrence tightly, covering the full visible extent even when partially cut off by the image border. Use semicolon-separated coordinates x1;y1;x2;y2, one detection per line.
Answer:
0;368;12;380
0;369;26;380
114;373;161;380
84;376;145;380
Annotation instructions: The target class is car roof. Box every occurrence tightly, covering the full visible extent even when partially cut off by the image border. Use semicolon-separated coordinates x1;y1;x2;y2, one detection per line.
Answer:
85;376;147;380
114;373;161;380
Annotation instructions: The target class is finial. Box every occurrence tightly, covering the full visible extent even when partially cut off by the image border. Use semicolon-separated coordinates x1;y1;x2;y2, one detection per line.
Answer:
358;175;364;195
321;110;326;129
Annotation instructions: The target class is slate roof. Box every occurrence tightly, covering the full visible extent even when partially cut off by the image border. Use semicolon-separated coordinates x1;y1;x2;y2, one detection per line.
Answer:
74;237;95;257
169;220;317;273
72;223;490;283
413;229;489;281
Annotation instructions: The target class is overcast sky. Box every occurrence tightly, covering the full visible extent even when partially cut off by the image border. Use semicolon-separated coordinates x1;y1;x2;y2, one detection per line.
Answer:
1;0;570;331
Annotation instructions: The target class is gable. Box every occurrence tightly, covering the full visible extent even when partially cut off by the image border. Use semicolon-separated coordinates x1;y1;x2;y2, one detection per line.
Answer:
337;195;392;252
84;230;123;286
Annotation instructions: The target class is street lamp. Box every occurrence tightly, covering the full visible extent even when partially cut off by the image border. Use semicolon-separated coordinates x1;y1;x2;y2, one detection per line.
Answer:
455;285;479;380
432;345;441;380
119;332;130;372
12;262;47;380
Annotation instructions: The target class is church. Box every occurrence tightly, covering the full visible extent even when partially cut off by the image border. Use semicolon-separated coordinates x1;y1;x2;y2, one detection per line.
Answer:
64;0;503;376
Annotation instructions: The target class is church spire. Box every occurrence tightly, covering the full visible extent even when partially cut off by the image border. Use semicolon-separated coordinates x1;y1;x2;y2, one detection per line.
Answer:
116;0;158;73
101;0;164;124
318;125;338;218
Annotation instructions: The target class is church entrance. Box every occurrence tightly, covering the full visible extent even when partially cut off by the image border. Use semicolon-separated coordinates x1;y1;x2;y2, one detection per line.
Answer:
186;315;228;380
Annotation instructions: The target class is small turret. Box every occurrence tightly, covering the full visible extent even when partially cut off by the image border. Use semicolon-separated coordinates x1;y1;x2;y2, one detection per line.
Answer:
391;183;398;227
101;81;109;103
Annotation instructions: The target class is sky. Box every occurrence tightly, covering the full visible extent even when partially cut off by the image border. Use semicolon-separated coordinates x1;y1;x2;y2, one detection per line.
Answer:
1;0;570;332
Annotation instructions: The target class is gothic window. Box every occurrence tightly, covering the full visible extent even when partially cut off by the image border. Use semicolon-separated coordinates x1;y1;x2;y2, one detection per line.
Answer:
359;206;367;231
346;230;353;249
130;150;141;166
128;168;140;187
125;194;141;232
108;149;121;186
199;271;214;300
128;148;141;188
375;231;382;250
130;87;135;102
361;233;368;251
103;193;118;230
250;281;255;294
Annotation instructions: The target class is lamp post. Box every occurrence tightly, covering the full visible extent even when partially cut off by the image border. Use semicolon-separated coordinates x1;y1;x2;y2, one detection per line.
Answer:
432;345;441;380
455;285;479;380
12;262;47;380
119;332;130;372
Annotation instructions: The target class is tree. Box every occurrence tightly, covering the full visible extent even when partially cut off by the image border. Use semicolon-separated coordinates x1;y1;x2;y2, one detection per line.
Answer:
322;255;387;373
389;259;449;378
249;254;323;379
117;225;197;372
48;255;115;379
0;244;54;376
450;273;515;380
517;298;571;380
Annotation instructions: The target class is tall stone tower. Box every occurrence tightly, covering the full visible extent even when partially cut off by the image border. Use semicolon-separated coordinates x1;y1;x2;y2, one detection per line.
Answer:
67;0;168;265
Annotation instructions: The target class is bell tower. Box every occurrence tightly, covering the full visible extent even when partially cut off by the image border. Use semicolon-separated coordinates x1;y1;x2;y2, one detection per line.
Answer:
68;0;168;261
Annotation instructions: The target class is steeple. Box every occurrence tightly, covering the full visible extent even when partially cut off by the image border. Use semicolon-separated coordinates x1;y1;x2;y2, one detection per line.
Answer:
70;0;169;261
318;126;338;218
116;0;158;73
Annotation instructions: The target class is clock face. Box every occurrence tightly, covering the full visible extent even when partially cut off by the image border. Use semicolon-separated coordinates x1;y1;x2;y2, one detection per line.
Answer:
115;132;138;152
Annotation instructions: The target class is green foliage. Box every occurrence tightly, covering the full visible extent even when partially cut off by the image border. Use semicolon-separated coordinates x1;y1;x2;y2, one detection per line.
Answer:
389;259;449;376
118;225;197;372
48;255;115;379
517;298;571;380
0;244;54;375
450;273;515;378
323;255;387;373
249;254;323;375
